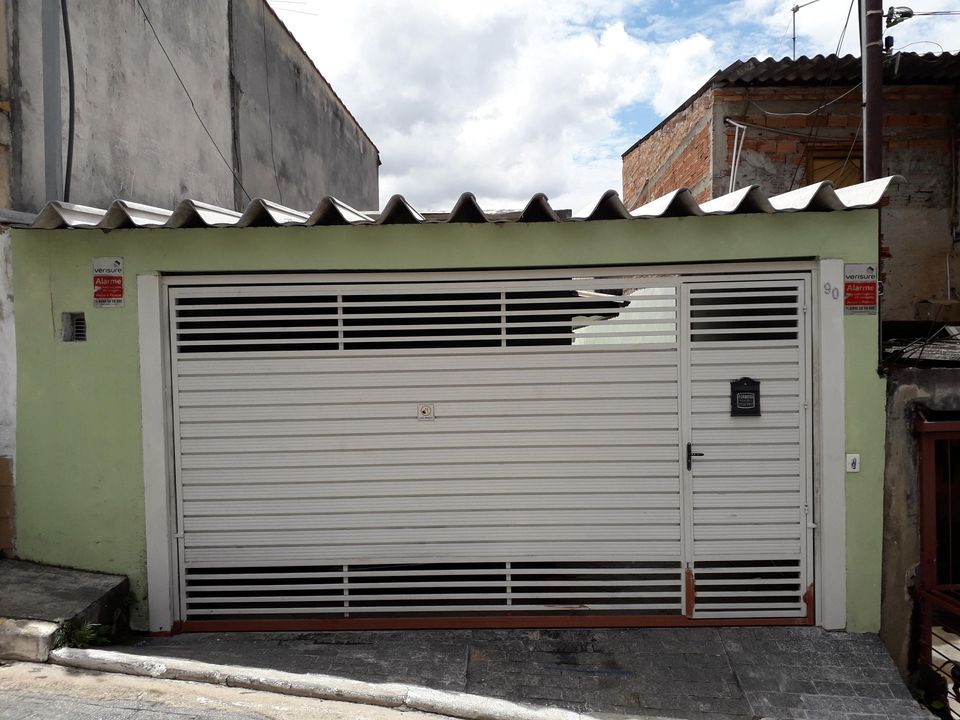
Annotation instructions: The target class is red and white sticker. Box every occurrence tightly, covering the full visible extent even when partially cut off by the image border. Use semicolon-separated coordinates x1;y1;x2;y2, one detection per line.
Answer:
93;257;123;307
843;263;878;316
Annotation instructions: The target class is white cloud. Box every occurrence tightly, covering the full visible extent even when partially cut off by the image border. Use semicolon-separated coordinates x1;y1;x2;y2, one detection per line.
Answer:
270;0;959;212
271;0;718;211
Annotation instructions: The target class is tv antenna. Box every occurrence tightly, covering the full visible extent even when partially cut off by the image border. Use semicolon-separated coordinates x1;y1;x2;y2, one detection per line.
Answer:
792;0;824;59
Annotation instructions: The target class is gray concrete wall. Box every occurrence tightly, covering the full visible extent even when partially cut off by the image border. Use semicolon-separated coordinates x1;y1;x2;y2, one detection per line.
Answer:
1;1;379;554
881;369;960;677
11;0;235;213
0;227;12;461
229;0;378;211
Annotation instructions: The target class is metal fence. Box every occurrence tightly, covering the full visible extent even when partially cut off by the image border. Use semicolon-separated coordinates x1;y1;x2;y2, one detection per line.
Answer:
914;410;960;718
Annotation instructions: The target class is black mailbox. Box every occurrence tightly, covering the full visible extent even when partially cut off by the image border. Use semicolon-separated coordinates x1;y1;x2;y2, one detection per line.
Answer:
731;377;761;416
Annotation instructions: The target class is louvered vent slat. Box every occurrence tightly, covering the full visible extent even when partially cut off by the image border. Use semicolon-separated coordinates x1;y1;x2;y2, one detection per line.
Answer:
183;561;683;619
689;285;800;344
172;280;678;353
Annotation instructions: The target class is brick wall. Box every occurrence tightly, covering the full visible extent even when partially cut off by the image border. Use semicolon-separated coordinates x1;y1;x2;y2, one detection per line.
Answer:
712;84;957;319
712;85;954;204
622;91;714;209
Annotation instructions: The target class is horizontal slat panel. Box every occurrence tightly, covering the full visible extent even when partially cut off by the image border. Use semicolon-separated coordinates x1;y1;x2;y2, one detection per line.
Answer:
693;540;801;558
179;400;680;421
694;565;799;575
179;429;678;454
693;609;803;618
176;306;679;322
691;428;798;444
181;446;680;469
177;349;679;374
183;493;682;515
185;579;682;592
176;317;678;336
186;567;684;581
178;382;679;406
188;590;681;605
177;366;678;391
689;347;798;364
176;332;676;347
183;509;682;532
184;524;682;547
690;364;798;381
695;578;801;587
693;476;799;491
694;524;800;540
185;603;683;616
179;415;681;438
687;412;798;429
692;509;799;524
693;492;801;508
181;470;679;492
184;542;683;565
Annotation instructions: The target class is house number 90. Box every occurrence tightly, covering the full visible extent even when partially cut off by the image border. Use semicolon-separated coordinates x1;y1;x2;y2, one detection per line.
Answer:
823;282;840;300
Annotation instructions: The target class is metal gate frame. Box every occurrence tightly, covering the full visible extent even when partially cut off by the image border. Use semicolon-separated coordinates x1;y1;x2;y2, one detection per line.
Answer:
137;260;847;634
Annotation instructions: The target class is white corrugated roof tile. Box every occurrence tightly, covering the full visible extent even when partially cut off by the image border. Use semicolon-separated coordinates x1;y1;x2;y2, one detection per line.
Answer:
20;176;903;230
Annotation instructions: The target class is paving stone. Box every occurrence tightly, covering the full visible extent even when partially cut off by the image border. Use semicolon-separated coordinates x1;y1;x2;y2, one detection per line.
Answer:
112;626;928;719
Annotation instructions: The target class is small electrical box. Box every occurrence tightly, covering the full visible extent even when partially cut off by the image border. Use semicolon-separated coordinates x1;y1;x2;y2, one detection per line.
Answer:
730;377;761;416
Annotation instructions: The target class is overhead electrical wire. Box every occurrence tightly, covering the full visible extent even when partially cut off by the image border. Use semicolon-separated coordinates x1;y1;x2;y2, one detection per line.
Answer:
751;83;862;117
134;0;252;202
787;0;856;190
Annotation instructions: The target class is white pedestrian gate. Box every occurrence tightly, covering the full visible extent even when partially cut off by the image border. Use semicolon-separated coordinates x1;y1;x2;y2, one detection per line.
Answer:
166;268;812;625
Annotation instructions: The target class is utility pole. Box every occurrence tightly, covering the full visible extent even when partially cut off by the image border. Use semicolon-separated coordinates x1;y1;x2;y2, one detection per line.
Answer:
861;0;883;180
42;0;63;201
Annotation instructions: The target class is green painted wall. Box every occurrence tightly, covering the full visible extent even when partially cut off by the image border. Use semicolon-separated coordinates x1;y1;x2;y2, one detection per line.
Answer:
12;211;881;629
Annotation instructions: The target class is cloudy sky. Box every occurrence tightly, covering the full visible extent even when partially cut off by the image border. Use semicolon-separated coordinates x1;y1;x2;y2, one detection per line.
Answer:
269;0;960;212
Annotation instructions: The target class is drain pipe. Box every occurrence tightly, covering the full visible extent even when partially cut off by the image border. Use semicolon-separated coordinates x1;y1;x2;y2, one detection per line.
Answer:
41;0;63;201
725;118;748;194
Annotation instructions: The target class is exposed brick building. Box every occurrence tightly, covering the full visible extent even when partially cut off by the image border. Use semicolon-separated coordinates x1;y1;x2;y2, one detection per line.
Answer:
622;53;960;321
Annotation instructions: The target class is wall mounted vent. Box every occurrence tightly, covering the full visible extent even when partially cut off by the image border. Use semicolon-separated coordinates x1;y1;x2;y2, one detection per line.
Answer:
61;312;87;342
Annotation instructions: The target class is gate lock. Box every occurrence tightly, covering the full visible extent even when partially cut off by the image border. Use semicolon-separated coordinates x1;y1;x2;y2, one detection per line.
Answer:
686;442;704;470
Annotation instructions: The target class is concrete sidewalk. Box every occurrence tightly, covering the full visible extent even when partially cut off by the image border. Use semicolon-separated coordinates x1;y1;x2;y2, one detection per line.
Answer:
0;558;127;661
113;627;930;720
0;558;127;624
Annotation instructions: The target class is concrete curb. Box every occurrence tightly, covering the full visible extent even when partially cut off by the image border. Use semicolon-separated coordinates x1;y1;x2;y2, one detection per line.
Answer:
48;647;674;720
0;618;60;661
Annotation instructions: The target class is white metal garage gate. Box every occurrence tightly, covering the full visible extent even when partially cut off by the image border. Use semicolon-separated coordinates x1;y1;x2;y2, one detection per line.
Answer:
166;268;814;628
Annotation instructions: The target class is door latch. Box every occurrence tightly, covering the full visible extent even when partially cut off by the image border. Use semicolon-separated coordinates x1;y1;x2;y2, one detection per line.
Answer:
686;442;704;470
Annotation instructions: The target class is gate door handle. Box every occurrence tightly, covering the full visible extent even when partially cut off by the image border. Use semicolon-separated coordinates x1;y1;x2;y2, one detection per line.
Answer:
686;442;704;470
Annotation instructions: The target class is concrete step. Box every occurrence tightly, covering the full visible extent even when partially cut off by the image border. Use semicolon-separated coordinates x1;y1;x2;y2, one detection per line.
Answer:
0;558;128;661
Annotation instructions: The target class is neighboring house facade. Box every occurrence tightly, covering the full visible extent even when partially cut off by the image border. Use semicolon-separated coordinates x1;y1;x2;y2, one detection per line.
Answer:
0;0;379;552
621;52;959;324
623;53;960;682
